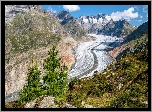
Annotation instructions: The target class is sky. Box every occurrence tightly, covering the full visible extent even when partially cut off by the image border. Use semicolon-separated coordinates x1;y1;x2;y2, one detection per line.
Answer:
40;5;148;26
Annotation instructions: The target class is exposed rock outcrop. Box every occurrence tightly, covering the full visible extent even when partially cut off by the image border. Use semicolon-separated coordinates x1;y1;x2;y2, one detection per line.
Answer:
53;11;92;42
98;19;136;37
24;95;77;108
108;21;148;60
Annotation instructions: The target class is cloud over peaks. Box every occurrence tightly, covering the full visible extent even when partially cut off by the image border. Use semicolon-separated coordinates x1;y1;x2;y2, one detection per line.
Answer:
63;5;80;12
110;7;138;21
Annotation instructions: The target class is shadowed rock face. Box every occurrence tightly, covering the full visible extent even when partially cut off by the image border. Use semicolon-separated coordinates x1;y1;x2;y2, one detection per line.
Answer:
56;11;74;25
123;21;148;43
98;19;136;37
53;11;91;42
108;21;148;61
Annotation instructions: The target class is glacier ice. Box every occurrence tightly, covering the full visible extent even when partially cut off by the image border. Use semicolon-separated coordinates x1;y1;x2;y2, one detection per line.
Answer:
68;34;123;80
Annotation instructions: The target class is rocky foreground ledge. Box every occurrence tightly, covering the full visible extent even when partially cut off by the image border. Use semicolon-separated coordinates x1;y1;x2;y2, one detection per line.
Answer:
5;91;20;103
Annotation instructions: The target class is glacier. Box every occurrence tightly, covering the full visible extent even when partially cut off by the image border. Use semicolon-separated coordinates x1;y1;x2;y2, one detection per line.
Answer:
68;34;123;80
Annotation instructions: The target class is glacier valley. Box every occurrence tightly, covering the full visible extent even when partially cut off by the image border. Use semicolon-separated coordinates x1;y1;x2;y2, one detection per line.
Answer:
68;34;124;80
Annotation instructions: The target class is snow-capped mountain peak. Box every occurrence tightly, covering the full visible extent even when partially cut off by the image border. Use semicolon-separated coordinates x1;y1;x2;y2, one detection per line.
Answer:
76;13;112;34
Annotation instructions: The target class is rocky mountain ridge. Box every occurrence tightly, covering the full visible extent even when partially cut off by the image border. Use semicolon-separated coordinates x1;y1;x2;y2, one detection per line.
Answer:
52;10;136;38
53;11;90;42
5;5;52;23
108;21;148;61
75;13;137;37
97;19;136;37
76;13;111;34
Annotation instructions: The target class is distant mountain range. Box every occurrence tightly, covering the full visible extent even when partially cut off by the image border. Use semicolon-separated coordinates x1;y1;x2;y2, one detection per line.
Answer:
54;11;137;38
76;13;111;34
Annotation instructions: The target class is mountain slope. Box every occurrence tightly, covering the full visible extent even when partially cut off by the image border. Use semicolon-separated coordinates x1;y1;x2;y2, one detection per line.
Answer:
62;20;88;41
98;19;136;37
64;22;148;107
5;5;77;96
54;11;91;42
123;21;148;43
108;21;148;61
65;46;148;108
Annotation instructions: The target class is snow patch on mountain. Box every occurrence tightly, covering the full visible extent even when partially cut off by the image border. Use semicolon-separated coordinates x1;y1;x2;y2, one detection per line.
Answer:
105;15;111;21
93;18;98;23
83;18;89;23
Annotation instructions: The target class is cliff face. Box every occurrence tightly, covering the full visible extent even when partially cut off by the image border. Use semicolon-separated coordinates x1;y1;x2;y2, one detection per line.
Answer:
108;21;148;61
53;11;92;42
98;19;136;37
5;5;79;96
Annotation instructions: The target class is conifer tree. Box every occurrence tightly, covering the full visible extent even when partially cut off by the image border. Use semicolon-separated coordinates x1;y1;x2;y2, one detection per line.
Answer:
42;45;68;97
18;60;42;105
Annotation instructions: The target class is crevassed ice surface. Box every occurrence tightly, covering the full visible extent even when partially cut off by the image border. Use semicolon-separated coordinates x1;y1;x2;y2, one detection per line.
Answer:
68;34;123;80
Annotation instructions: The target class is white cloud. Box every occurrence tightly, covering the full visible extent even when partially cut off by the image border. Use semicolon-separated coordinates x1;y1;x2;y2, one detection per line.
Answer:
63;5;80;12
138;20;142;22
47;6;57;13
140;15;143;18
110;7;138;21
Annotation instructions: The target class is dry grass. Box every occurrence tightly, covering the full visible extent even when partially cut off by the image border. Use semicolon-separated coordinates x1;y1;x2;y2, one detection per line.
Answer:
86;92;116;108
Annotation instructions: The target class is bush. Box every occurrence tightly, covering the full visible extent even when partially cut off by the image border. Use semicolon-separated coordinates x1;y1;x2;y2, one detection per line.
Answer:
66;92;83;107
110;93;130;108
68;77;80;91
